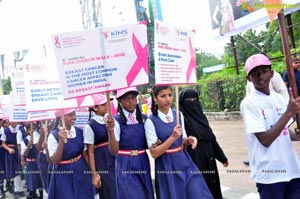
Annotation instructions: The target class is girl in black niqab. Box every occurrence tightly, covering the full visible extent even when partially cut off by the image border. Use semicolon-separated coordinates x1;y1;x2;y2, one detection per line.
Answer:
179;88;229;199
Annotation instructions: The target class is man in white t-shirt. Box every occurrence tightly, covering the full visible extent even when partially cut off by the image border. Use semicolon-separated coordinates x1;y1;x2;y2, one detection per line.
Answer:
240;54;300;198
244;69;289;166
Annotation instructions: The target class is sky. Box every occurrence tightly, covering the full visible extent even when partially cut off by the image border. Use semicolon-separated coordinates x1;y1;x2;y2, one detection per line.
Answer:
0;0;227;57
0;0;83;54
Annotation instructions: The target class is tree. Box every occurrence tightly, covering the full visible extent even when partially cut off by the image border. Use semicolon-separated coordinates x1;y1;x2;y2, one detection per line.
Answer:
196;49;222;79
2;77;11;95
223;29;262;67
290;11;300;49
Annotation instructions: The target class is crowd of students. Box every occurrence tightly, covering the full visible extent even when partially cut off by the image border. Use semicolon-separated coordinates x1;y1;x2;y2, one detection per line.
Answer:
0;86;229;199
0;120;46;199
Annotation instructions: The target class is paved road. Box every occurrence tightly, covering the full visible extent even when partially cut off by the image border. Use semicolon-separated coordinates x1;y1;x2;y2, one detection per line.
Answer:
4;119;300;199
210;120;259;199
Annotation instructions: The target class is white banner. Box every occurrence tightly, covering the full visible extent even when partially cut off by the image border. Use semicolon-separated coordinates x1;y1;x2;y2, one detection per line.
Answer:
24;72;78;112
9;94;28;122
10;48;54;107
0;95;10;116
52;22;149;99
27;111;56;122
154;20;197;85
10;70;26;106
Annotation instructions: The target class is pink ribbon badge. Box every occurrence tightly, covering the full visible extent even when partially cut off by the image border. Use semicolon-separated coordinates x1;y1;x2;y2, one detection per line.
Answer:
186;37;196;83
126;23;148;86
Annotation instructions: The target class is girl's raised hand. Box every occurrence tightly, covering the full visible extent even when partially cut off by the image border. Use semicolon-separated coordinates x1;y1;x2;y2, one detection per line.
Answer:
58;127;67;141
105;116;115;132
171;125;182;140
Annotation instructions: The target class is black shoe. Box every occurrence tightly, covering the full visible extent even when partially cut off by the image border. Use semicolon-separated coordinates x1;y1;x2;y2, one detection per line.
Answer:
13;193;20;199
18;191;25;197
243;161;249;166
5;182;13;194
0;193;6;199
14;191;25;199
4;186;12;194
32;192;39;199
26;192;32;199
4;188;13;194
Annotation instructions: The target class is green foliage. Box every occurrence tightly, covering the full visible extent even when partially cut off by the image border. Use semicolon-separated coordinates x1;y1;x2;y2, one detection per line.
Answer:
197;76;218;111
222;76;246;110
291;12;300;47
196;49;222;79
222;53;235;68
223;29;264;66
2;77;11;95
197;69;246;111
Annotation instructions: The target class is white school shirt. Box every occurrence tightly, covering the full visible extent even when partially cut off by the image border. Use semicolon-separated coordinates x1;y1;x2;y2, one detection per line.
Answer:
33;130;47;154
48;125;82;157
240;90;300;184
144;108;187;148
21;135;32;156
1;126;22;144
0;127;4;140
113;109;138;142
33;131;40;145
84;115;106;144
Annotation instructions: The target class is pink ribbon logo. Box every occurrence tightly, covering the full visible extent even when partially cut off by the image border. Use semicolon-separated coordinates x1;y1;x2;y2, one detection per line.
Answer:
186;37;196;82
54;36;61;47
126;23;148;86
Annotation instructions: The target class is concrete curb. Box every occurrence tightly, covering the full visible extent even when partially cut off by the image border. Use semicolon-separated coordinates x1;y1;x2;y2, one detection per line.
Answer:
204;111;242;121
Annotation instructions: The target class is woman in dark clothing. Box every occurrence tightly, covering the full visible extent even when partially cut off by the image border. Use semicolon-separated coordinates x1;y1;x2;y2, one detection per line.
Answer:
179;88;229;199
